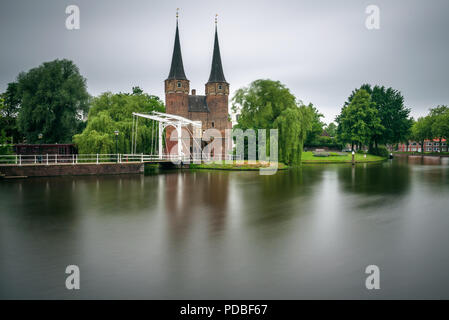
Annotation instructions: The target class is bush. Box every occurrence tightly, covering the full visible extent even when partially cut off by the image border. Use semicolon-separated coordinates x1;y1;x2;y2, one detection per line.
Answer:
312;151;330;157
0;130;14;155
370;146;389;158
0;144;14;155
304;135;344;150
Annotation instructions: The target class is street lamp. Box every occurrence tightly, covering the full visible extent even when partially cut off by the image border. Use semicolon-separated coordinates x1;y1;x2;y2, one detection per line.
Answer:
37;133;43;163
114;130;119;155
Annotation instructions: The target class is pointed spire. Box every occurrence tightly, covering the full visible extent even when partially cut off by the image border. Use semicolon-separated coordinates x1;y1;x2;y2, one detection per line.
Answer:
167;9;187;80
207;15;227;83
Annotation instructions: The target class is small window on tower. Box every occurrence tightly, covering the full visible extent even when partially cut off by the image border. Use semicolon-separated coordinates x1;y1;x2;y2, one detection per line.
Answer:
211;121;215;128
177;82;181;88
218;85;222;90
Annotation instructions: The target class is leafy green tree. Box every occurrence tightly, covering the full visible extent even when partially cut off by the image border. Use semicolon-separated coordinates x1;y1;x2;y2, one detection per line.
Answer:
400;117;415;152
14;59;90;143
304;105;325;145
429;105;449;117
432;113;449;147
411;116;433;154
232;79;297;131
336;89;383;150
0;82;22;143
232;79;315;165
429;105;449;151
73;89;165;154
325;122;337;137
0;95;14;154
0;95;5;130
132;86;144;95
344;84;412;150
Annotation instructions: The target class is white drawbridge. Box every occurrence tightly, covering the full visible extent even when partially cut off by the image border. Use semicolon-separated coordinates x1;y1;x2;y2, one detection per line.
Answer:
131;111;202;160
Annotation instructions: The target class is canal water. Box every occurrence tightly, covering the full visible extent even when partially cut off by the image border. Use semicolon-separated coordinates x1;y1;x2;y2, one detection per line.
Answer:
1;156;449;299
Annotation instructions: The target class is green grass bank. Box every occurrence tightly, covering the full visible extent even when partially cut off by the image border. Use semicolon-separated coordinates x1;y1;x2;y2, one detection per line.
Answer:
301;151;386;164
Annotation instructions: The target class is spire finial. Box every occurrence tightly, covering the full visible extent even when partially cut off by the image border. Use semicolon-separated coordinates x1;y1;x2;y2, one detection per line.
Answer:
176;8;179;20
215;14;218;25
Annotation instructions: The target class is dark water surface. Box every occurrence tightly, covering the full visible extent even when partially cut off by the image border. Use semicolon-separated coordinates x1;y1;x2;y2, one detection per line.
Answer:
1;156;449;299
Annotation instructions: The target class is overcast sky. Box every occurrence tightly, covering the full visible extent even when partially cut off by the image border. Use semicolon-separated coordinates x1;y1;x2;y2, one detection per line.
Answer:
1;0;449;123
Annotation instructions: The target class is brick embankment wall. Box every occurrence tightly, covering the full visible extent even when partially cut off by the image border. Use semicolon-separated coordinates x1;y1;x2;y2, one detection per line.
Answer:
0;163;144;177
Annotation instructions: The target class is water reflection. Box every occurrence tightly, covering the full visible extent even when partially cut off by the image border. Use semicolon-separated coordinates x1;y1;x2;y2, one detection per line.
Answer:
164;171;229;243
1;158;449;299
337;161;411;196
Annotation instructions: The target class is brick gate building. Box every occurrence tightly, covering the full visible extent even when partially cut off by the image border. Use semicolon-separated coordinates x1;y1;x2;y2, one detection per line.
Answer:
164;15;232;158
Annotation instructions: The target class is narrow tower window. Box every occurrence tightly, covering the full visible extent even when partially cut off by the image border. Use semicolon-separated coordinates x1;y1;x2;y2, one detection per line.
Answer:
218;85;222;90
177;82;182;88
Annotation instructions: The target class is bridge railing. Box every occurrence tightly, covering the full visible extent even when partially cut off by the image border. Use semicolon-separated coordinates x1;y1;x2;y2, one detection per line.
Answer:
0;153;242;165
0;154;152;165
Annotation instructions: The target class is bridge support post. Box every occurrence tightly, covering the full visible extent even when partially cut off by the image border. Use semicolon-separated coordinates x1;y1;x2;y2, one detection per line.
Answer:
177;123;182;161
159;123;163;160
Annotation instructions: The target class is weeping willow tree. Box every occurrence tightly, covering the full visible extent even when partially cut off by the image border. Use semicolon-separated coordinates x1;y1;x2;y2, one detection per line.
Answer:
73;87;165;154
273;105;313;165
233;79;315;166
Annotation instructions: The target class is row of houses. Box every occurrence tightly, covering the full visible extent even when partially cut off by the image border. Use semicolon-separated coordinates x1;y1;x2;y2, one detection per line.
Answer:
397;139;448;153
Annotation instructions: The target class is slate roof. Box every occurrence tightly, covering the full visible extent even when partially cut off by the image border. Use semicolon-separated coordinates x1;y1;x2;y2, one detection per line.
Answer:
188;95;210;112
207;26;226;83
167;22;188;80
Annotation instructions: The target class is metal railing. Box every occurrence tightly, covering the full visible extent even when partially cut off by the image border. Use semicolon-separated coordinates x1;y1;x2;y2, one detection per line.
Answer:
0;153;240;165
0;154;149;165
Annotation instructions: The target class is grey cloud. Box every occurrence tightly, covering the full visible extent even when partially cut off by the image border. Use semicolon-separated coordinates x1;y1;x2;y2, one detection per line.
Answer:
1;0;449;123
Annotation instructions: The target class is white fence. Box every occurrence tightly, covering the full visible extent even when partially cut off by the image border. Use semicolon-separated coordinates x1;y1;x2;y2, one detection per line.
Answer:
0;153;240;165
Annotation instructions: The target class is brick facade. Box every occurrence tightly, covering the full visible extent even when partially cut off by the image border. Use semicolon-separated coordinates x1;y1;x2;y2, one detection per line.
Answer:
164;19;232;158
397;138;448;152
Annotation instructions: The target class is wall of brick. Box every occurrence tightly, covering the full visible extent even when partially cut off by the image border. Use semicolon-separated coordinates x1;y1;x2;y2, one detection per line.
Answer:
164;80;232;157
0;163;144;177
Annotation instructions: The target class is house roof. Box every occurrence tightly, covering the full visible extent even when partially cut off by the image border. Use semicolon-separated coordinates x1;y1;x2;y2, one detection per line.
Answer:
188;95;210;112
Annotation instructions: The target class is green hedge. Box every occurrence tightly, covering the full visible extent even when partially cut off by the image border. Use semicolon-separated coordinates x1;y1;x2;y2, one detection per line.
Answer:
369;146;389;158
